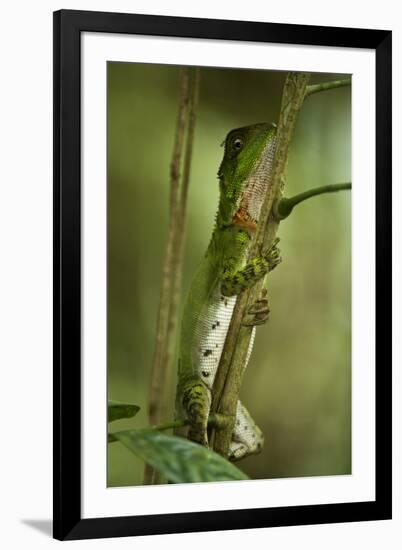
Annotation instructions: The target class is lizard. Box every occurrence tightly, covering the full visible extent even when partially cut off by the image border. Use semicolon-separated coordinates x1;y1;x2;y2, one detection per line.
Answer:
175;122;281;461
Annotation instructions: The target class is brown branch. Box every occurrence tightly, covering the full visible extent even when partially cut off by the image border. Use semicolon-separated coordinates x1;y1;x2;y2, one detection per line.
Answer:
144;67;200;484
305;78;351;97
274;182;351;220
211;72;311;458
152;69;200;485
160;68;201;422
144;68;190;485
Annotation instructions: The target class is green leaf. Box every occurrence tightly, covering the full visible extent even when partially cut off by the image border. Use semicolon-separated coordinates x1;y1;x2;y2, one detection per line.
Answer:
108;400;140;423
113;429;249;483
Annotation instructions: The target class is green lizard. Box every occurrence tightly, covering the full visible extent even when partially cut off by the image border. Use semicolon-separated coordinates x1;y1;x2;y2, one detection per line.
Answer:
175;122;281;461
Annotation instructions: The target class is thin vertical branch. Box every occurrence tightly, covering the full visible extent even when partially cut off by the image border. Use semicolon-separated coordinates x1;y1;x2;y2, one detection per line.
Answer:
144;67;200;484
160;68;201;422
144;68;190;484
147;67;189;427
211;72;311;457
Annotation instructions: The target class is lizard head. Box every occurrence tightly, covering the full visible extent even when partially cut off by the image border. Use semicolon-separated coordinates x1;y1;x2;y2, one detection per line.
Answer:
217;122;276;233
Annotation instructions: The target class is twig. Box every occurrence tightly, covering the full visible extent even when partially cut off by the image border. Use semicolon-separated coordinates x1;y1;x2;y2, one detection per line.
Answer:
148;68;189;426
305;78;351;97
144;68;190;485
154;412;221;432
160;68;200;422
152;419;189;432
274;182;351;220
152;69;200;485
144;67;200;484
109;413;228;446
211;72;311;457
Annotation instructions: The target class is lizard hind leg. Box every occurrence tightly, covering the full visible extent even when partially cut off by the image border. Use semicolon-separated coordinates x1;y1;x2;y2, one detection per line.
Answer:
229;401;264;461
181;379;212;447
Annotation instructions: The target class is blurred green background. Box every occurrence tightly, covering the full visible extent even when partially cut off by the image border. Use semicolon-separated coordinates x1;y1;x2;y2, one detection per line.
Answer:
107;63;351;487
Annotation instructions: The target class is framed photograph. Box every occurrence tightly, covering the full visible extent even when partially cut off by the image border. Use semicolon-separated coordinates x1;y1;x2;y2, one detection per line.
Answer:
53;9;392;541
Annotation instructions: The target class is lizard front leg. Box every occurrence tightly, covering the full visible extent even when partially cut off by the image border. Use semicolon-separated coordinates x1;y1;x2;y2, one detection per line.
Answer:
221;238;281;297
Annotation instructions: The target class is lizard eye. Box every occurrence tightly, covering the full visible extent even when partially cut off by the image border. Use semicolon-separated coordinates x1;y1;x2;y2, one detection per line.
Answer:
233;137;243;151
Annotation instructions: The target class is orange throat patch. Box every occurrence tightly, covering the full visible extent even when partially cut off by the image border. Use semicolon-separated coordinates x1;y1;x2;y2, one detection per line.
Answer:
232;208;257;232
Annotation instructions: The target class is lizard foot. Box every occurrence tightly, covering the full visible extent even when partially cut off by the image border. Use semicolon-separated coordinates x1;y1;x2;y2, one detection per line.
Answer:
242;289;270;326
263;237;282;272
182;380;211;447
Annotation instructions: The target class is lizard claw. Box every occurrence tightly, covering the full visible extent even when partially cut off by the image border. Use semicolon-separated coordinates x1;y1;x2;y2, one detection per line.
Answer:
242;290;271;327
263;238;282;272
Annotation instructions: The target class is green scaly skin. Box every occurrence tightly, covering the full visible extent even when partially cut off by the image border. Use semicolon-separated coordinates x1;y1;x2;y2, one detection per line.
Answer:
175;123;280;460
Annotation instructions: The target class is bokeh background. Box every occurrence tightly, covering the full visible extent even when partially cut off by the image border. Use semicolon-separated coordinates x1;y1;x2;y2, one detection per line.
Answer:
107;63;351;487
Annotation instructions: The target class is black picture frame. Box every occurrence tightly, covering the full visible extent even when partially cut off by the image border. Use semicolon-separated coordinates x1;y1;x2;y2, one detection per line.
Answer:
53;9;392;541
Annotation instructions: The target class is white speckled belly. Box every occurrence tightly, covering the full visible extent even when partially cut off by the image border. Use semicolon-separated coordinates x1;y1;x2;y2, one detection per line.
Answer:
193;286;256;389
